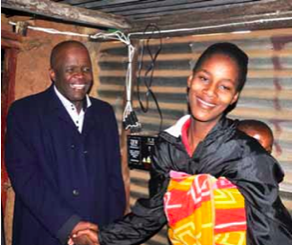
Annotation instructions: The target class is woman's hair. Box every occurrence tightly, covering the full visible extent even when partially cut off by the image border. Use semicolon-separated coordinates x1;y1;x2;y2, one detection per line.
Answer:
193;42;249;92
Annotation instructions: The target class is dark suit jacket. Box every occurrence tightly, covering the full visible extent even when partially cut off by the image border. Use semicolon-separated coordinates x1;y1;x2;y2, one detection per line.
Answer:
5;85;126;245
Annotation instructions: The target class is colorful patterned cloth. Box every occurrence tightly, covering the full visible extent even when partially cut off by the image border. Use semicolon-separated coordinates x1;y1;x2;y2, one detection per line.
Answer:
164;171;247;245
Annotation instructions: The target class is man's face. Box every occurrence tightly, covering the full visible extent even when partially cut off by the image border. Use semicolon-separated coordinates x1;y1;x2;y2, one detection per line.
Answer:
50;45;93;107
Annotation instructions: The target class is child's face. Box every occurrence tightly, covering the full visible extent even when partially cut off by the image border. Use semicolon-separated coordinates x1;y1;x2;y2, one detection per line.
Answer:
187;54;239;126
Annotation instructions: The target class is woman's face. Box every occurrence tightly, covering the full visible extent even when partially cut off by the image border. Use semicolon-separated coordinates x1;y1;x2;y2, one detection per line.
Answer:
187;54;239;125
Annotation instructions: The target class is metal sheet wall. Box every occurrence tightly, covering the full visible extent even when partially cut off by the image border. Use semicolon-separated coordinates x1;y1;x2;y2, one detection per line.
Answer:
96;28;292;244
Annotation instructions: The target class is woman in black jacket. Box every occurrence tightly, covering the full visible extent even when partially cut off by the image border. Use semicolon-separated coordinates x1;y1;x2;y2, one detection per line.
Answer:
72;42;291;245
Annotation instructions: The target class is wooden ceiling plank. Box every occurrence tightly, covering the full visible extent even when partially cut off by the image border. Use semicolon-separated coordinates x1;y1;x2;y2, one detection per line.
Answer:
85;0;254;14
133;0;291;25
83;0;147;8
77;0;166;10
58;0;99;5
2;0;131;29
127;0;291;36
124;1;256;19
79;0;250;12
60;0;142;7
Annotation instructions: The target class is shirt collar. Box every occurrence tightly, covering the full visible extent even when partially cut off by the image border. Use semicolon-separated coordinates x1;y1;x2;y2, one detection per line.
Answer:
164;115;192;156
164;115;191;138
54;85;91;111
181;117;192;156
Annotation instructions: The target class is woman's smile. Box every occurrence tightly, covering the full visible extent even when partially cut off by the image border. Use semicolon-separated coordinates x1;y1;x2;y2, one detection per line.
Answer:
196;97;217;109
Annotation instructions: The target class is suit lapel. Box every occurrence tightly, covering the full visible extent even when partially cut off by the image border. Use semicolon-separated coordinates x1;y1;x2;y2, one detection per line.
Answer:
45;85;99;135
46;85;79;132
82;107;98;137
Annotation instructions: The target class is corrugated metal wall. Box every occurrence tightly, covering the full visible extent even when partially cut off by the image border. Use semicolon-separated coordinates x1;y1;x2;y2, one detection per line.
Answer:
96;28;292;245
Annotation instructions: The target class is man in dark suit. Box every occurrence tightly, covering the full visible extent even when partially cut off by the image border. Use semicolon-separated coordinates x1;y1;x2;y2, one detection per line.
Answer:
5;40;125;245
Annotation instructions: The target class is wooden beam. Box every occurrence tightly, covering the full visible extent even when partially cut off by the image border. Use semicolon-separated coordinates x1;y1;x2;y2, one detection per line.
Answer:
1;39;22;49
127;0;292;37
1;30;22;49
2;0;131;30
1;30;22;42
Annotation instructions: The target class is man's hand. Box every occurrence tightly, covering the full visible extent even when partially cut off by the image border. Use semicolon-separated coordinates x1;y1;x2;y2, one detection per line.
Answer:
69;234;95;245
72;229;99;245
71;221;98;235
68;221;99;245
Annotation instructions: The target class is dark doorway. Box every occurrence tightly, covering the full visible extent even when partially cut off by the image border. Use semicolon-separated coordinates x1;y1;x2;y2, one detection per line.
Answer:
1;30;20;245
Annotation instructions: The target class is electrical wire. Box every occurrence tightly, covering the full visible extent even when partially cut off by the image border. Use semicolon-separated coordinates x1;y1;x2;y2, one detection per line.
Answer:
136;23;163;132
90;30;141;132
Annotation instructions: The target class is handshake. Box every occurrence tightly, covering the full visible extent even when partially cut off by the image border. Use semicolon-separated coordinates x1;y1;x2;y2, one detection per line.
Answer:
68;221;100;245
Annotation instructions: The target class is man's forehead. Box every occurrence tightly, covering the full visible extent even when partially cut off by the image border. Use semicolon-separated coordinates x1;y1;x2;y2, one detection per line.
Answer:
53;45;89;65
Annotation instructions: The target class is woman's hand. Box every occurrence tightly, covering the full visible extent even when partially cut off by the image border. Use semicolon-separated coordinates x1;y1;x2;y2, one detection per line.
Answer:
69;234;98;245
68;221;99;245
70;229;99;245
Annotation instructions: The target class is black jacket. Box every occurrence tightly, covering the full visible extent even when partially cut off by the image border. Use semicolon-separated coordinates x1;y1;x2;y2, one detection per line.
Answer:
99;115;291;245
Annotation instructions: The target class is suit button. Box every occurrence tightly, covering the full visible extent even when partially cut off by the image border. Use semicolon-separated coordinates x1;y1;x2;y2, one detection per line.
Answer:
72;189;79;196
71;144;75;149
83;150;88;154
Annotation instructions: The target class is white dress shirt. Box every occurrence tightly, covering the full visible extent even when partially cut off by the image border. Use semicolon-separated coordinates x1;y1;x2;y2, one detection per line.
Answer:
54;86;91;133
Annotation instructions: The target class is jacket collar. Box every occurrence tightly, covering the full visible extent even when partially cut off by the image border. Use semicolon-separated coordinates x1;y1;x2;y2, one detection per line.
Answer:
53;85;92;112
163;114;236;139
43;85;96;136
160;115;237;156
44;84;66;112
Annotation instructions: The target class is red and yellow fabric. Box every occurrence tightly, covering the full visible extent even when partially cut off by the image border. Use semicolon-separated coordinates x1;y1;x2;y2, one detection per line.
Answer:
164;171;247;245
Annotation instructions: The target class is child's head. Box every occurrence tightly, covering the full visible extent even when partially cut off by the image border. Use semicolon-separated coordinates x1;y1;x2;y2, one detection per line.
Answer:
237;119;274;153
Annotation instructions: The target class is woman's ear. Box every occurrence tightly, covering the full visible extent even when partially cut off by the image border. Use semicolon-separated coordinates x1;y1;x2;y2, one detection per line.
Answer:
230;92;239;105
187;75;193;88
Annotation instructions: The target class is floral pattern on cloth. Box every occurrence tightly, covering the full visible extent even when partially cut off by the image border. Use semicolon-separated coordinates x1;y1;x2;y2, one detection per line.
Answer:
164;171;247;245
